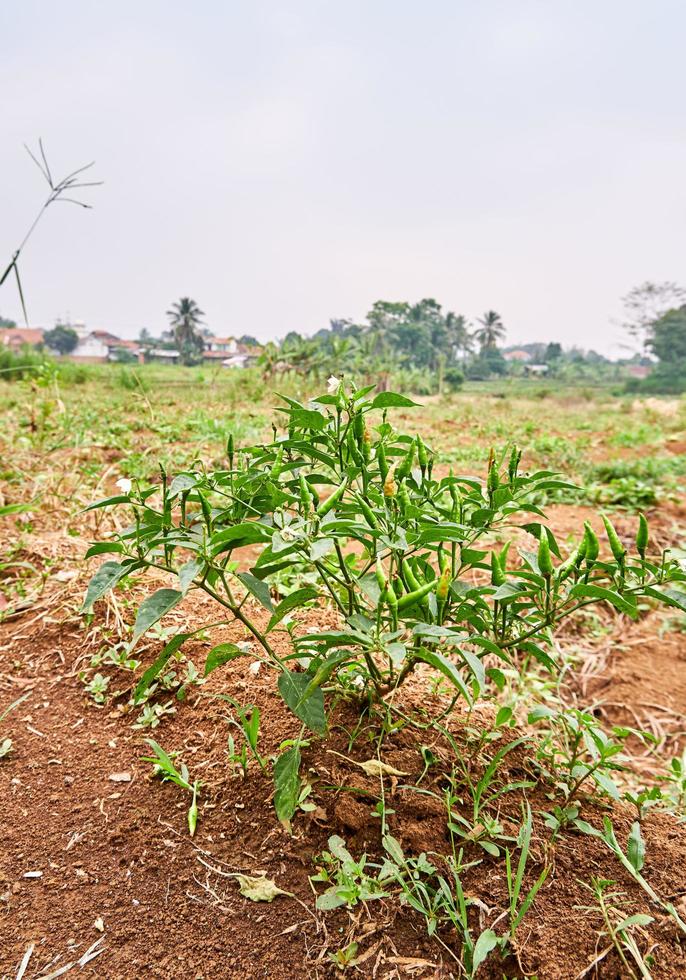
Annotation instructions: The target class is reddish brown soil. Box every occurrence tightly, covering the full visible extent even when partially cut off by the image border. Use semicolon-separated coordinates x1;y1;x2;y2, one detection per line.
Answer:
2;505;686;978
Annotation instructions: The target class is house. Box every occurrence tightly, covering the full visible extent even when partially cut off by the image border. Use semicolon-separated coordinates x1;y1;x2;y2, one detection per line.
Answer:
147;348;180;364
0;327;45;350
68;326;142;362
524;363;550;376
206;336;238;355
504;349;532;363
626;364;652;380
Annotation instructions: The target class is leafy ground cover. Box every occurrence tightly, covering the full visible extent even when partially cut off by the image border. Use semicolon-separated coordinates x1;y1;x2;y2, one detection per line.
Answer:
1;367;686;979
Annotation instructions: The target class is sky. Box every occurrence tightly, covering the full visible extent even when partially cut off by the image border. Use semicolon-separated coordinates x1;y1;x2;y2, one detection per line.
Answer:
1;1;685;356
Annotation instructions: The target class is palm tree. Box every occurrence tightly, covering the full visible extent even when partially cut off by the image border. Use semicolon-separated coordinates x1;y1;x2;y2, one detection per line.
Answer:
166;297;205;365
475;311;505;350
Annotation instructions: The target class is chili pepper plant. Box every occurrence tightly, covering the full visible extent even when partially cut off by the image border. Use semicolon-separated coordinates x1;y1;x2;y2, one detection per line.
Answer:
82;379;686;825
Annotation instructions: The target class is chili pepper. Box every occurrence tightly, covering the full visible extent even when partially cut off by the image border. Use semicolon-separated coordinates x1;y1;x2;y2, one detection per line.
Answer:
227;434;235;470
401;558;422;592
636;512;649;560
299;474;311;516
436;565;451;601
508;445;522;484
384;583;398;613
377;443;389;483
396;579;436;611
375;557;387;592
353;412;365;443
583;521;600;563
199;493;213;529
271;446;284;480
397;483;411;513
417;436;429;475
356;494;378;529
491;551;505;587
383;465;397;499
602;514;626;565
537;532;554;578
396;439;415;482
487;451;499;497
316;479;347;518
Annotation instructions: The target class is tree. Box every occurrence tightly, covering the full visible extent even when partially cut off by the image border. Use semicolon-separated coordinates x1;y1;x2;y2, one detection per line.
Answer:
475;311;506;350
544;342;562;363
0;315;17;328
646;307;686;366
621;281;686;343
43;324;78;354
166;297;205;365
237;334;259;347
137;327;153;345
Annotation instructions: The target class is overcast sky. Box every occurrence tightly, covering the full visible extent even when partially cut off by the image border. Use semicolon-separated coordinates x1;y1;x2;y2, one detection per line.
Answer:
2;1;684;355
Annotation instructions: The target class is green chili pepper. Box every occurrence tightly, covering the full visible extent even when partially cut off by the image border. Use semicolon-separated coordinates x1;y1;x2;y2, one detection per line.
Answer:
401;558;422;592
583;522;600;563
199;493;213;529
508;446;522;484
537;533;554;578
602;514;626;565
356;494;378;529
490;551;505;587
396;579;436;611
417;436;429;475
397;483;411;513
636;512;649;560
227;434;235;470
317;479;347;518
271;446;284;480
377;444;389;483
396;440;415;482
299;474;311;516
375;558;387;591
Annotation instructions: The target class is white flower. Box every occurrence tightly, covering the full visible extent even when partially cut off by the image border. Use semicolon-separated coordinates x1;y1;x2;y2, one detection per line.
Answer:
248;661;261;676
327;375;341;394
115;477;132;494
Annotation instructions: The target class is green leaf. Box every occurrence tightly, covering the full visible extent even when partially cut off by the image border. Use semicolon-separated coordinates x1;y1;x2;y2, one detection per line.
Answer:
84;542;124;559
131;588;182;647
267;586;319;632
236;571;273;611
178;558;203;594
277;671;327;734
413;648;472;704
0;500;36;516
645;586;686;612
627;821;645;872
209;522;272;555
273;744;301;829
310;537;335;561
204;643;248;676
133;632;192;703
569;583;638;620
84;494;132;511
169;473;198;496
472;929;499;973
370;392;418;409
81;561;131;613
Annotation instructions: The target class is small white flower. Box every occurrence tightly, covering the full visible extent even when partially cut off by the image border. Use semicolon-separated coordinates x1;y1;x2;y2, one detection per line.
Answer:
115;477;132;494
327;375;341;394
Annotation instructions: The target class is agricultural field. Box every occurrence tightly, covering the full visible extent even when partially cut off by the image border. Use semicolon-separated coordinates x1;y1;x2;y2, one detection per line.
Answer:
1;366;686;979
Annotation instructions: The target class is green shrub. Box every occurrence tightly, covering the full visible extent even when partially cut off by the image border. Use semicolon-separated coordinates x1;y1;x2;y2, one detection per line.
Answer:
82;380;686;829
